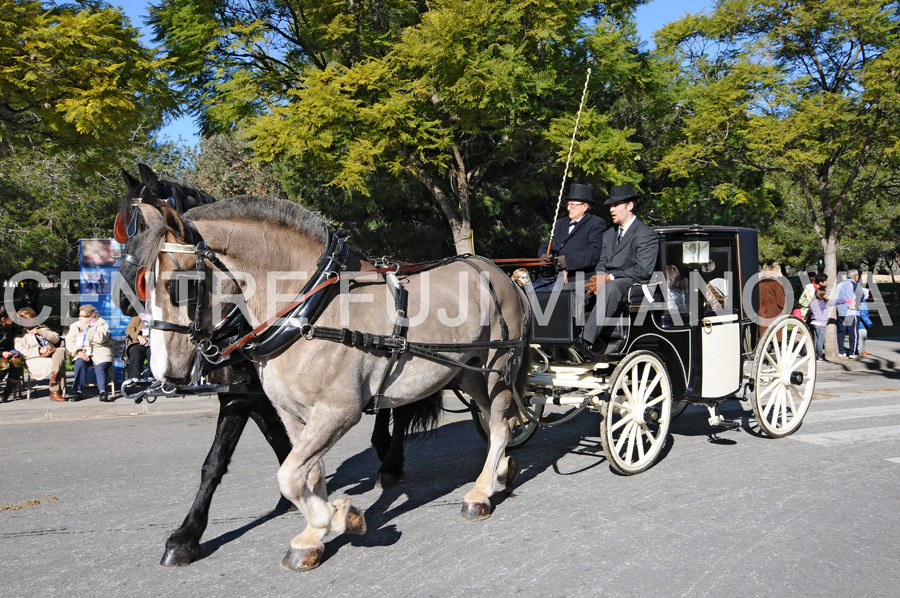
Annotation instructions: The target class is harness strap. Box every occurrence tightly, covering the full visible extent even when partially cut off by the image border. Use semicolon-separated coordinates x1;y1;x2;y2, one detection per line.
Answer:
304;324;525;375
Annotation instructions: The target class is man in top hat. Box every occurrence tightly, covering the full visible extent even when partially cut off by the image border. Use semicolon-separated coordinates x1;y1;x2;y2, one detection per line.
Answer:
583;184;659;352
536;183;607;288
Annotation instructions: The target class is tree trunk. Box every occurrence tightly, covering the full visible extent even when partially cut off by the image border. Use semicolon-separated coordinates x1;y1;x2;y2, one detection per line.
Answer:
411;151;474;256
822;232;840;360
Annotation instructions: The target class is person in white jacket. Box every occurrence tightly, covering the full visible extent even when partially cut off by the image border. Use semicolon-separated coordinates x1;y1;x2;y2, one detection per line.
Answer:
65;305;113;402
14;307;67;402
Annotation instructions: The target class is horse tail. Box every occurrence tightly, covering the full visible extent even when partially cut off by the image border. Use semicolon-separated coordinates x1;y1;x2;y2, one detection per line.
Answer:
394;392;443;438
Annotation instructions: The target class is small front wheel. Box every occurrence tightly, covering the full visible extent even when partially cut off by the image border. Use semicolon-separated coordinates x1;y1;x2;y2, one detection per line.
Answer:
471;404;544;449
601;351;672;475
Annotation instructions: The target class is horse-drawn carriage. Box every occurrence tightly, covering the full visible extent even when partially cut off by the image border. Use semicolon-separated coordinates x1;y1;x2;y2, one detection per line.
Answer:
115;167;815;570
473;224;816;475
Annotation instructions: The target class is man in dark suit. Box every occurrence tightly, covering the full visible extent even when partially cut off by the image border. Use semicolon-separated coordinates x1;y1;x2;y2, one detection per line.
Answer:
583;184;659;351
536;183;607;288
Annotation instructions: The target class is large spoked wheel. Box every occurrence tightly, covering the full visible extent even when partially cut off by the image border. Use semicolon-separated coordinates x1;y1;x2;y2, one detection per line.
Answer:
600;351;673;475
751;315;816;438
471;404;544;449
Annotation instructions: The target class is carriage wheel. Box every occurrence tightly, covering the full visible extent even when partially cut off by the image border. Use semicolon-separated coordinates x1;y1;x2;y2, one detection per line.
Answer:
671;399;690;420
471;404;544;449
751;315;816;438
600;351;672;475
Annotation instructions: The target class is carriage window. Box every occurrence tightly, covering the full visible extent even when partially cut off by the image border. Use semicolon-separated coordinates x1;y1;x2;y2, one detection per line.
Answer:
660;238;735;315
660;242;688;312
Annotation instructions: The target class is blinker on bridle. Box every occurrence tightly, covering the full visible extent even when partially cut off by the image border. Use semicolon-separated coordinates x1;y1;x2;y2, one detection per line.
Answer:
114;189;176;243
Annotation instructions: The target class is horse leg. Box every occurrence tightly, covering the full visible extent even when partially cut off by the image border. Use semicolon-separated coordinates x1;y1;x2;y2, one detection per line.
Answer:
246;393;296;512
375;407;408;490
458;378;514;521
160;393;250;567
276;404;365;572
370;408;392;463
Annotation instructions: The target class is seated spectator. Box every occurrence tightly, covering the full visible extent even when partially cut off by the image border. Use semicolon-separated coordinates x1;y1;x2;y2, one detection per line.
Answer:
665;265;686;310
125;313;152;382
65;304;114;402
1;306;25;403
14;307;67;402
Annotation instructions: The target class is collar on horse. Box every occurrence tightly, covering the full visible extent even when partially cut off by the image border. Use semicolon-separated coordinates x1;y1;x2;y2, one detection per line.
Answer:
149;219;353;369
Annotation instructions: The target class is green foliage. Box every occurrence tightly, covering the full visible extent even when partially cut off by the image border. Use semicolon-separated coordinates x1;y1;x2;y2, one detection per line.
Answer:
655;0;900;267
182;134;285;198
151;0;650;254
0;140;194;282
0;0;178;172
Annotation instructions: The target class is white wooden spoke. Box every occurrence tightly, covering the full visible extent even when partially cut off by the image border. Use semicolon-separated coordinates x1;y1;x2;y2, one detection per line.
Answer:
602;352;672;474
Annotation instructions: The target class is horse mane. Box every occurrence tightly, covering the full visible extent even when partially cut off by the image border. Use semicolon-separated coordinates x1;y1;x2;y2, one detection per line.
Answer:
136;196;329;268
184;196;329;242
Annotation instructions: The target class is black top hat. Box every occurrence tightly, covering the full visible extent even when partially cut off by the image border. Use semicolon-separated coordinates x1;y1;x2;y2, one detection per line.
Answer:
605;184;640;205
564;183;595;204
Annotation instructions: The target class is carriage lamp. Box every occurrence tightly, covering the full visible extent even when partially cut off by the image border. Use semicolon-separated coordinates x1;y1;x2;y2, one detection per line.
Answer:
682;225;710;267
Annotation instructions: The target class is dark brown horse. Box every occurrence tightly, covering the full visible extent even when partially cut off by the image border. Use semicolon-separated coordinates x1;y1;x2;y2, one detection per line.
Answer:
140;196;531;570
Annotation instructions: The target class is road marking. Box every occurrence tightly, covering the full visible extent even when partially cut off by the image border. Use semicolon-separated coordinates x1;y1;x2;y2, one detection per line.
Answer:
791;424;900;446
804;404;900;423
886;457;900;464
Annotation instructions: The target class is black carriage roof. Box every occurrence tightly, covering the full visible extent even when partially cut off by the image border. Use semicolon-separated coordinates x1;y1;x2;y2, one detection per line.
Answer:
653;225;757;236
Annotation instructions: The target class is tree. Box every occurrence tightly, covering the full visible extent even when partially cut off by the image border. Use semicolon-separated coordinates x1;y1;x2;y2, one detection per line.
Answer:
0;140;194;284
0;0;178;171
655;0;900;357
150;0;650;255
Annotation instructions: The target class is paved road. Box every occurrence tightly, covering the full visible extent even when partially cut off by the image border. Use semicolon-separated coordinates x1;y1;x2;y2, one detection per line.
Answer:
2;347;900;597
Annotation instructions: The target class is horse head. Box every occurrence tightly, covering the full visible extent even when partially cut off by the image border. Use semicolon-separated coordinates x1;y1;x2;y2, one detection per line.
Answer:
113;165;218;317
144;205;215;385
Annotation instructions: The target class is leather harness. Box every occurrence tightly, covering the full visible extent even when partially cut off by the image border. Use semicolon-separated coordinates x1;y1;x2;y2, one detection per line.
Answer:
149;222;543;409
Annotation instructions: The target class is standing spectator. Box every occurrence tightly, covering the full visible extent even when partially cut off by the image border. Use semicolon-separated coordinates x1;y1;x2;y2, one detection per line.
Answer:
124;313;152;382
14;307;67;402
1;306;25;403
798;272;827;319
835;269;862;358
857;288;874;357
808;287;829;362
65;305;113;402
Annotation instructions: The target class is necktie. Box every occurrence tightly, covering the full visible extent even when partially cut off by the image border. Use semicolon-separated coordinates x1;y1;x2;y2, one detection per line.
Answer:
616;227;624;246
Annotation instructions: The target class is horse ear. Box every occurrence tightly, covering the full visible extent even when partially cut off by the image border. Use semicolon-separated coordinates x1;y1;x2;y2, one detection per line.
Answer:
138;163;163;196
121;169;139;189
137;204;164;229
160;204;187;243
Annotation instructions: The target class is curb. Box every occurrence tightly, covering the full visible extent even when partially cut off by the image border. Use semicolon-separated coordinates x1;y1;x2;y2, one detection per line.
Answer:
0;393;219;425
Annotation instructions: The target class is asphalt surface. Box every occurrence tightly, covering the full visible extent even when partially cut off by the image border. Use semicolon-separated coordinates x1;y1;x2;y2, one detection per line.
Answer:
2;342;899;597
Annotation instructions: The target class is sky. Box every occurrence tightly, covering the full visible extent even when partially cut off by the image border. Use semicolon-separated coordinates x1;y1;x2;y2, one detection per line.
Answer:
112;0;711;145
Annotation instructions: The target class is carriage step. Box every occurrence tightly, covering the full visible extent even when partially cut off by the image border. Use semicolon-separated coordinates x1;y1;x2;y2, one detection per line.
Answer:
708;414;741;430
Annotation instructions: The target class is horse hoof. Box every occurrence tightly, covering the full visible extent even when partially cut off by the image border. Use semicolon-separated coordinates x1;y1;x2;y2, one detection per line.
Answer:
344;505;367;535
375;471;403;491
498;456;519;487
281;547;322;572
160;543;200;568
459;501;492;521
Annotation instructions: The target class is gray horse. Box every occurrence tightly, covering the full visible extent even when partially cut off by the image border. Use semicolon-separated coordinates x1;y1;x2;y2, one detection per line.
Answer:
138;196;532;571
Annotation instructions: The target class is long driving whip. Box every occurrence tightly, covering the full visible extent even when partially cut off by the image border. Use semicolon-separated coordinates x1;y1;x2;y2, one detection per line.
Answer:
545;67;592;255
